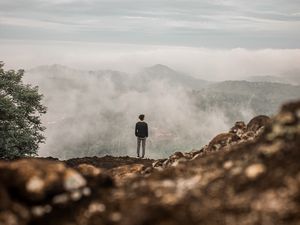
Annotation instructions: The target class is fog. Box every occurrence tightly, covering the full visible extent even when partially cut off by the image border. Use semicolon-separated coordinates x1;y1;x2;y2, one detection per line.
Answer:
21;64;259;159
2;42;299;159
1;40;300;81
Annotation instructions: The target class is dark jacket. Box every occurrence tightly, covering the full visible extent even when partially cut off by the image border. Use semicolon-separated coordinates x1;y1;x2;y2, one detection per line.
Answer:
135;121;148;138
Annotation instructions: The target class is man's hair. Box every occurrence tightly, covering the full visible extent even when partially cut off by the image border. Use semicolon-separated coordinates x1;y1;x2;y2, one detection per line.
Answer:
139;114;145;121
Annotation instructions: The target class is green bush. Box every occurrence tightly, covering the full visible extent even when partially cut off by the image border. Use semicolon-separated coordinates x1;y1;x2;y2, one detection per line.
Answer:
0;62;46;159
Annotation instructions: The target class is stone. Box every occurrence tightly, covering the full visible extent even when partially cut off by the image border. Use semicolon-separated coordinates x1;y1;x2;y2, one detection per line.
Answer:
63;169;87;191
247;115;270;132
245;164;266;179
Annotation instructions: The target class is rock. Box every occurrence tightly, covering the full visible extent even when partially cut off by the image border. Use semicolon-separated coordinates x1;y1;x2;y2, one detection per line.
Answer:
31;205;52;217
257;140;283;156
88;202;106;214
0;159;85;202
230;121;247;137
170;152;185;160
110;164;145;184
275;112;295;125
245;163;266;179
75;164;114;188
162;159;171;168
191;148;204;157
240;130;255;140
141;166;153;175
52;193;69;205
26;176;45;195
247;115;270;132
208;133;240;151
152;159;167;168
77;164;102;177
0;158;90;224
223;161;234;170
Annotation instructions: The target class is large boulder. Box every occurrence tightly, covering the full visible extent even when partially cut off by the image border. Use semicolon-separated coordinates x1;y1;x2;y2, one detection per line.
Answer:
247;115;271;133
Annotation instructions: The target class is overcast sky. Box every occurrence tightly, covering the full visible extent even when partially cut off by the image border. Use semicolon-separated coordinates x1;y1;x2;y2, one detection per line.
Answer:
0;0;300;76
1;0;300;47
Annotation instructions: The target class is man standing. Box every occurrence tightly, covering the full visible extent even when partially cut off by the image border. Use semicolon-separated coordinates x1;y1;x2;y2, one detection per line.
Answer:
135;114;148;158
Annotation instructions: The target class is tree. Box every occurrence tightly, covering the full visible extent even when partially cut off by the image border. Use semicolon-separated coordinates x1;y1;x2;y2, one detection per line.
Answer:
0;62;46;159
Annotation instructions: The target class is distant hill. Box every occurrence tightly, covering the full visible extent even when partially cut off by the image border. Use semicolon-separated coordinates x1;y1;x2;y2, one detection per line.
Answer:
26;64;210;92
27;64;128;81
207;80;300;100
139;64;210;90
244;75;289;84
26;64;131;93
242;72;300;86
282;70;300;85
191;80;300;122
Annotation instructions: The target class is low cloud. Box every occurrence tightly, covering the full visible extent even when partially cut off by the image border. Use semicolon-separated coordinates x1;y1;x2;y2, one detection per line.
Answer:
24;68;232;159
1;41;300;81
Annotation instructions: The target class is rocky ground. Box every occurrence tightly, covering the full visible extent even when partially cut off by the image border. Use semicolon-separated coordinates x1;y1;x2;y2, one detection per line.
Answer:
0;100;300;225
